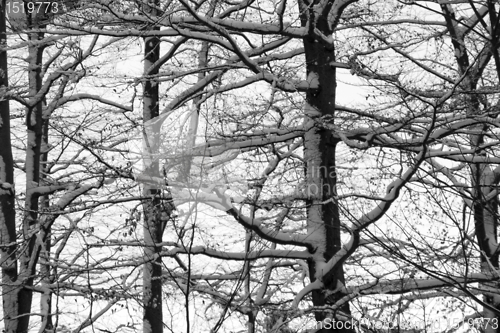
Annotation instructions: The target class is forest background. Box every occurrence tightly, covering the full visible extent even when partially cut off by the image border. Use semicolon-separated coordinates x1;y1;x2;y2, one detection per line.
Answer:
2;0;500;332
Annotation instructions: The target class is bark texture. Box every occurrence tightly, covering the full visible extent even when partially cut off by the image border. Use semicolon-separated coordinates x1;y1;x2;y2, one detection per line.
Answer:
142;1;163;331
0;2;18;332
442;3;500;331
300;1;354;331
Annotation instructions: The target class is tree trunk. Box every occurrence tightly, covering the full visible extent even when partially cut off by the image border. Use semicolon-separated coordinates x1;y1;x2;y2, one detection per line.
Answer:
300;1;353;331
0;1;19;332
39;114;53;332
441;4;500;330
142;1;163;332
16;28;45;333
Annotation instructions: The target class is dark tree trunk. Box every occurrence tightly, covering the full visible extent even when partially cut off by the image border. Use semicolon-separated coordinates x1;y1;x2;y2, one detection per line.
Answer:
17;29;45;333
0;1;19;332
442;4;500;331
300;1;354;331
142;1;163;332
39;113;53;332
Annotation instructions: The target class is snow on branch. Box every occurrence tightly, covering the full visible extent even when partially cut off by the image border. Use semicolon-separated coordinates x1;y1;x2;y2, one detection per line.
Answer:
162;246;310;260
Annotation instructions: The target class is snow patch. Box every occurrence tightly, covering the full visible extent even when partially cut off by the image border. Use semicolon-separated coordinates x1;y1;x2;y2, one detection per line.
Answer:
0;182;12;189
306;71;320;89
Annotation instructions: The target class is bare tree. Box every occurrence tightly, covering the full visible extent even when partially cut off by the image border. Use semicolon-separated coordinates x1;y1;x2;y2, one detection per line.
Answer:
1;2;140;332
6;1;500;332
